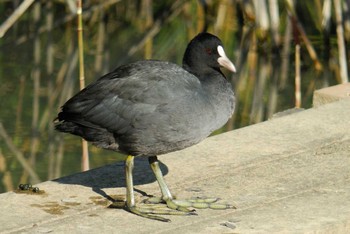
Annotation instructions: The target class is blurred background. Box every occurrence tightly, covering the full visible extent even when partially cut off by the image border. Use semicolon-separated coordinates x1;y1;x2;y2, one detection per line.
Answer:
0;0;349;193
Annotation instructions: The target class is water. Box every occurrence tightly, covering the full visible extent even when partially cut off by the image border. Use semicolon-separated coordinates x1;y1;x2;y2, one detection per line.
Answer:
0;1;345;193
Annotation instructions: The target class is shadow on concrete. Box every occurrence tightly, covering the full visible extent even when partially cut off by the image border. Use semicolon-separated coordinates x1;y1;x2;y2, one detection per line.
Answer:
54;157;169;200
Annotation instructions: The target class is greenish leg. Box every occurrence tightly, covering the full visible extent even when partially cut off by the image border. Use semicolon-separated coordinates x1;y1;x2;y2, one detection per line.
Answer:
125;155;192;222
123;155;235;222
148;156;196;213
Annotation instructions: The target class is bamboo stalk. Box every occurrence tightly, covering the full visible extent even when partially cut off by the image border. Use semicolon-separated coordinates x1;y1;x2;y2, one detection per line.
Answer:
295;44;301;108
94;3;106;77
279;15;291;89
268;0;280;45
334;0;349;83
46;1;55;180
285;0;323;72
142;0;154;59
289;0;302;108
252;0;269;39
322;0;332;33
267;0;281;117
76;0;89;171
26;1;41;184
0;149;14;191
77;1;85;91
344;0;350;41
322;0;331;87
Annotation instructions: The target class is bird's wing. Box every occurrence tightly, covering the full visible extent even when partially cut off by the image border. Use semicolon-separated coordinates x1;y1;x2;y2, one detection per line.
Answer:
58;60;201;134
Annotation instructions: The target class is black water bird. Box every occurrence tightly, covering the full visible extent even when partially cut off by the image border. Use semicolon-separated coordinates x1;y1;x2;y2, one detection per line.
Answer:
55;32;236;222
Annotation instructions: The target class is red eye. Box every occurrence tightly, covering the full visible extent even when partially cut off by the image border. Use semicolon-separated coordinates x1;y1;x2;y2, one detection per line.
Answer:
205;48;212;55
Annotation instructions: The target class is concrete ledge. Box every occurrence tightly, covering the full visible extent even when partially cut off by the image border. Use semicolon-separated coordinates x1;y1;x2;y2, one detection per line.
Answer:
1;99;350;233
313;82;350;107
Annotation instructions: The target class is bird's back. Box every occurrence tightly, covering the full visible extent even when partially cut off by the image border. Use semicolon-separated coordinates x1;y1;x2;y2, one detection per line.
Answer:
55;60;234;156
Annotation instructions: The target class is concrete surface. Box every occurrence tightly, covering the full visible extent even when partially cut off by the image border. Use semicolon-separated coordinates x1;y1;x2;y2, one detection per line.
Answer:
1;99;350;233
313;82;350;107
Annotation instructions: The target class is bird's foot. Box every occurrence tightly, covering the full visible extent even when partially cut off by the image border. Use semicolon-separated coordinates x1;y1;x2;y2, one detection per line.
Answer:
128;202;197;222
109;198;197;222
110;196;235;222
144;196;236;210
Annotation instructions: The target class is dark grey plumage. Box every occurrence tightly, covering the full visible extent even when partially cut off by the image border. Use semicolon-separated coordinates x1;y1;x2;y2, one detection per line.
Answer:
55;33;235;157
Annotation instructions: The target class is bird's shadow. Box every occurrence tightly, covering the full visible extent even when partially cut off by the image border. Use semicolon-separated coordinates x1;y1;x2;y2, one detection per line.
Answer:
54;157;169;202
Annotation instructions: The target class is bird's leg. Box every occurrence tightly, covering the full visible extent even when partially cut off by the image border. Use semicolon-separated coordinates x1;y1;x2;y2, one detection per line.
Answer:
148;156;236;210
148;156;195;213
125;155;136;209
124;155;191;222
123;155;234;222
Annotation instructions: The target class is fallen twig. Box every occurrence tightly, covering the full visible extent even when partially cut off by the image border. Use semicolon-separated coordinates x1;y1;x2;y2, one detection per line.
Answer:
0;0;35;38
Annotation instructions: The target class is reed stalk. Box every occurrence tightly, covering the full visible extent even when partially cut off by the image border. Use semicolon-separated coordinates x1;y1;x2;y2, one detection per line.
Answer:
142;0;154;59
0;149;14;191
268;0;280;45
279;15;291;89
46;1;55;180
0;0;34;38
334;0;349;83
252;0;269;39
322;0;331;87
286;0;323;72
77;0;90;171
0;123;40;184
26;1;41;184
344;0;350;41
295;44;301;108
94;4;106;77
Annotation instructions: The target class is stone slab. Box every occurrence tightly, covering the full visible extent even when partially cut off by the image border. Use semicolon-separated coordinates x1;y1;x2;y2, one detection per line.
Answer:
0;99;350;233
313;82;350;107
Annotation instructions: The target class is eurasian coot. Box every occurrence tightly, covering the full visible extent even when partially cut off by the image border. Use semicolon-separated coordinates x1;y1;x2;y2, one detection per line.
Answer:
55;32;236;222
